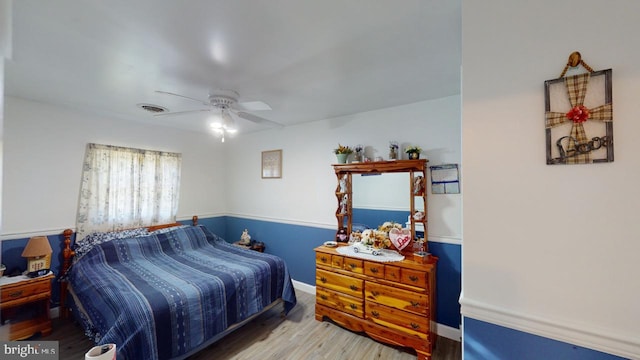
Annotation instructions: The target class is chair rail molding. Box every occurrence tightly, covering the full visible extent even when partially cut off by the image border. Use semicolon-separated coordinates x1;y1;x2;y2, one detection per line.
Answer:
460;296;640;359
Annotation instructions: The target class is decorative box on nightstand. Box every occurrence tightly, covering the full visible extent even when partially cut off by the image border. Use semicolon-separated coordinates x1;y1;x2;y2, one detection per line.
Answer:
233;241;265;253
0;272;54;340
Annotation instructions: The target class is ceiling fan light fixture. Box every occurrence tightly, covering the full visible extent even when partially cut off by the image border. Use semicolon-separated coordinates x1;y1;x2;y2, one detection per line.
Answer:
221;109;236;131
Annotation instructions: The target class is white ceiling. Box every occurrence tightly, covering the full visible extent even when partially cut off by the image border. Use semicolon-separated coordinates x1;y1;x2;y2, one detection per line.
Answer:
5;0;461;135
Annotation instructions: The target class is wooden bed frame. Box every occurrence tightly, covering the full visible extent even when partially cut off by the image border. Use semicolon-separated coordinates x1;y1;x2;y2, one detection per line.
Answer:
59;215;199;319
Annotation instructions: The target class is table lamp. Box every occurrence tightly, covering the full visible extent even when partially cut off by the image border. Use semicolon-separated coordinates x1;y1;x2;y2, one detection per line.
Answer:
21;235;52;277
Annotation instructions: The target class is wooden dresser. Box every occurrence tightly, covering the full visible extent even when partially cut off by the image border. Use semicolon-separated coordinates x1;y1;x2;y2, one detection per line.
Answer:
315;245;437;360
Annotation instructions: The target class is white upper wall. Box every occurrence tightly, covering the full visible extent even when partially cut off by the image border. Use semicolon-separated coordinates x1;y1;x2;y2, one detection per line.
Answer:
2;96;227;237
462;0;640;357
225;96;462;242
2;95;461;243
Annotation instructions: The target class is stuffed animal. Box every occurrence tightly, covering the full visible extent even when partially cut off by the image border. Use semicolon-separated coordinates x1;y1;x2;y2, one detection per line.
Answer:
239;229;251;245
361;229;375;245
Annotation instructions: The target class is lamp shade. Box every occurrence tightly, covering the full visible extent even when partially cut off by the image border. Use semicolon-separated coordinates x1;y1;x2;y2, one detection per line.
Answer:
21;236;53;257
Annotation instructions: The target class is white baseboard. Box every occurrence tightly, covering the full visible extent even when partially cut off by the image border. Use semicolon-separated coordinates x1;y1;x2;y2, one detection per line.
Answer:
436;323;461;342
460;296;640;359
292;279;316;295
294;280;460;342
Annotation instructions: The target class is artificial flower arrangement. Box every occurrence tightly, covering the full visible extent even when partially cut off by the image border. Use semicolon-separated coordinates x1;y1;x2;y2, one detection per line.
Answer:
405;145;422;154
334;144;354;154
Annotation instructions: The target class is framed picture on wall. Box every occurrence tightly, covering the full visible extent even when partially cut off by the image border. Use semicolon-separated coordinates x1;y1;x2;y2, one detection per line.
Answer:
261;149;282;178
544;69;613;165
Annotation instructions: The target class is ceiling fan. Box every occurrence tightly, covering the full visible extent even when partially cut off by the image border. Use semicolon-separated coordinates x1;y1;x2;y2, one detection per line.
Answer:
155;89;283;142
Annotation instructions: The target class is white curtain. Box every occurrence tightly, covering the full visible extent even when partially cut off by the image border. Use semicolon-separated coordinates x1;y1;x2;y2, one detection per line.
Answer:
76;143;182;241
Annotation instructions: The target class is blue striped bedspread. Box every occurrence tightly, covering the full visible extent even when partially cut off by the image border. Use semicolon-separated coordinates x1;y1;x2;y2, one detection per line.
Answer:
67;225;297;360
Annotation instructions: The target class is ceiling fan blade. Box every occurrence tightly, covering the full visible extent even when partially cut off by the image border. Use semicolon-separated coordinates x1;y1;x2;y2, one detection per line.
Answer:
154;109;211;117
234;111;283;127
235;101;272;111
155;91;209;105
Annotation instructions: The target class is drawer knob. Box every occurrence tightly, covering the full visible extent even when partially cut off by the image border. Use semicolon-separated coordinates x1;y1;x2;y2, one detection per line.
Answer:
370;267;379;273
349;285;358;291
349;303;358;310
410;301;420;307
9;290;24;298
321;257;327;263
349;263;356;269
320;294;328;300
409;275;419;282
371;291;380;297
320;277;327;283
410;322;420;330
371;310;380;318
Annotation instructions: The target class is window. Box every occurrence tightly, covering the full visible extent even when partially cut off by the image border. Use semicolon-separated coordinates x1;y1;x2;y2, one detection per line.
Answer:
76;143;181;241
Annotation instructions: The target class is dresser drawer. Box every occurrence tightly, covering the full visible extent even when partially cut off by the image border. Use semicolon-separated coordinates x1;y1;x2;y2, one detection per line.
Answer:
315;252;331;266
317;287;364;318
365;282;428;316
343;258;363;274
1;279;51;305
317;268;364;298
385;265;400;282
401;268;427;289
364;261;384;278
366;302;429;339
331;255;344;269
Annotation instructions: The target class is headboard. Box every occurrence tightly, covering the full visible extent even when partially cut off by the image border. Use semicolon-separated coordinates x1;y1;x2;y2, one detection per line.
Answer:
60;215;199;319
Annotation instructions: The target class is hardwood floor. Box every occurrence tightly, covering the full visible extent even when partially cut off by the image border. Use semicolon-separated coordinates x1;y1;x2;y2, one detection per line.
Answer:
43;290;461;359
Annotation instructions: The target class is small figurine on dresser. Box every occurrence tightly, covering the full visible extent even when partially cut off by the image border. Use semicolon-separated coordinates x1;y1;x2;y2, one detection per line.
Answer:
239;229;252;246
413;175;424;195
336;228;348;243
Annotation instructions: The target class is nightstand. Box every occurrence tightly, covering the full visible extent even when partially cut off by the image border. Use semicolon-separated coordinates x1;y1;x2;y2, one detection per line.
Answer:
233;241;265;253
0;272;54;340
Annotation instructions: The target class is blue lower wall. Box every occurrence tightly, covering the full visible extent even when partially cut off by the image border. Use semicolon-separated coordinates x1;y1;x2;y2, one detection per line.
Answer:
0;214;461;330
223;214;462;329
223;217;331;285
4;217;630;358
464;317;628;360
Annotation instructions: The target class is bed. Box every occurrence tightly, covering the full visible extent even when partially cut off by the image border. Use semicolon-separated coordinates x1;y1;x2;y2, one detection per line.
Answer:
60;218;297;360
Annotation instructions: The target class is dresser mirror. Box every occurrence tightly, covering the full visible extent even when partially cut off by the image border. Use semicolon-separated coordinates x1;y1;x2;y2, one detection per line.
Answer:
351;173;426;231
333;159;428;249
352;173;409;210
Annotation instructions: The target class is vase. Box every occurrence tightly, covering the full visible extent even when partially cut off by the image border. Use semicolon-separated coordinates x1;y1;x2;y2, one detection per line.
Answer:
336;153;349;164
408;152;420;160
389;149;397;160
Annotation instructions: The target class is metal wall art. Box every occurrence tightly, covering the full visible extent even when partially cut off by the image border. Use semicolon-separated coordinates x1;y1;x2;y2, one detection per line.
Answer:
544;52;613;165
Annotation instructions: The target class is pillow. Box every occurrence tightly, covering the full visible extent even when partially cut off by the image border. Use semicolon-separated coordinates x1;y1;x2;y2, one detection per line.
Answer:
73;228;150;263
148;224;189;235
